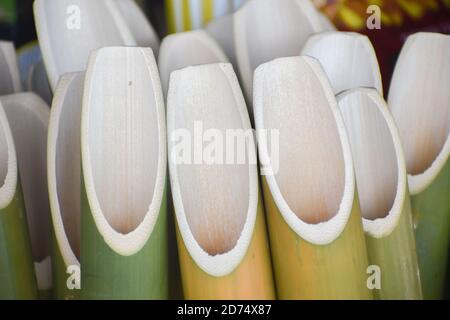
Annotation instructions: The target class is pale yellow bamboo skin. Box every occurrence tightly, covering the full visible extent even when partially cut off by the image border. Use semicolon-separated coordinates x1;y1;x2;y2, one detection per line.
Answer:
177;197;275;300
262;179;372;300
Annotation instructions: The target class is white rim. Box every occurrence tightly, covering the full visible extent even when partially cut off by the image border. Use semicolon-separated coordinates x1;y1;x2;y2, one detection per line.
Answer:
81;47;166;256
47;72;83;268
337;88;407;238
253;56;355;245
0;102;17;210
167;63;258;277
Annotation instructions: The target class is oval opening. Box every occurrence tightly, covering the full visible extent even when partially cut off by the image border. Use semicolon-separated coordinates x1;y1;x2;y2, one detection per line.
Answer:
87;49;160;234
339;91;398;220
172;65;249;256
260;58;345;224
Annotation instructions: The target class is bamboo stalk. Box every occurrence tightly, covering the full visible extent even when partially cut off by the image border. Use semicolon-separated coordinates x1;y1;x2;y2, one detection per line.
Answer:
158;30;228;95
254;56;371;299
301;32;382;95
0;41;22;95
33;0;136;90
27;60;53;105
81;47;168;299
167;63;275;299
0;102;37;300
1;93;52;298
234;0;324;104
338;88;422;299
388;32;450;300
47;72;84;300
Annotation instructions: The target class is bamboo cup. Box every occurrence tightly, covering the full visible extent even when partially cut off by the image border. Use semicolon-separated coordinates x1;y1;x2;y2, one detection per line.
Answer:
338;88;422;299
388;32;450;300
253;56;372;300
48;72;84;300
0;102;37;299
81;47;168;299
1;93;52;298
301;32;382;95
167;63;275;299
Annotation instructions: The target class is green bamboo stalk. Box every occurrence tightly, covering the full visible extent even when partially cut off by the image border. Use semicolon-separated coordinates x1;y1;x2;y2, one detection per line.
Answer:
1;93;52;298
413;156;450;299
47;72;84;300
338;88;422;300
388;32;450;299
80;47;168;299
167;63;275;299
0;103;37;300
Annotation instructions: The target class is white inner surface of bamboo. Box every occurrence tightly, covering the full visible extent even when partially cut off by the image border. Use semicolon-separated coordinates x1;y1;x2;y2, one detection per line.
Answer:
302;32;382;95
87;48;159;234
0;43;16;94
339;90;397;220
172;64;249;255
2;96;49;261
54;75;83;259
260;58;345;224
389;33;450;176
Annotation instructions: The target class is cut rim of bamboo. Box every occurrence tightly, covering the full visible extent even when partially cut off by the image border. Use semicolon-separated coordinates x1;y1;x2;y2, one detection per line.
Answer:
158;30;229;94
0;41;22;94
48;72;84;270
254;55;354;244
234;0;323;103
1;92;51;293
115;0;160;51
337;88;405;237
388;32;450;195
0;103;17;210
301;31;383;95
81;46;166;256
167;63;258;277
33;0;136;91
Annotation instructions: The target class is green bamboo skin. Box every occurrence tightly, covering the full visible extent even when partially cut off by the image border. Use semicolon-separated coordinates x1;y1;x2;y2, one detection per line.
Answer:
0;183;37;299
365;193;422;300
176;197;275;300
413;157;450;300
81;178;168;300
262;178;372;300
51;230;80;300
